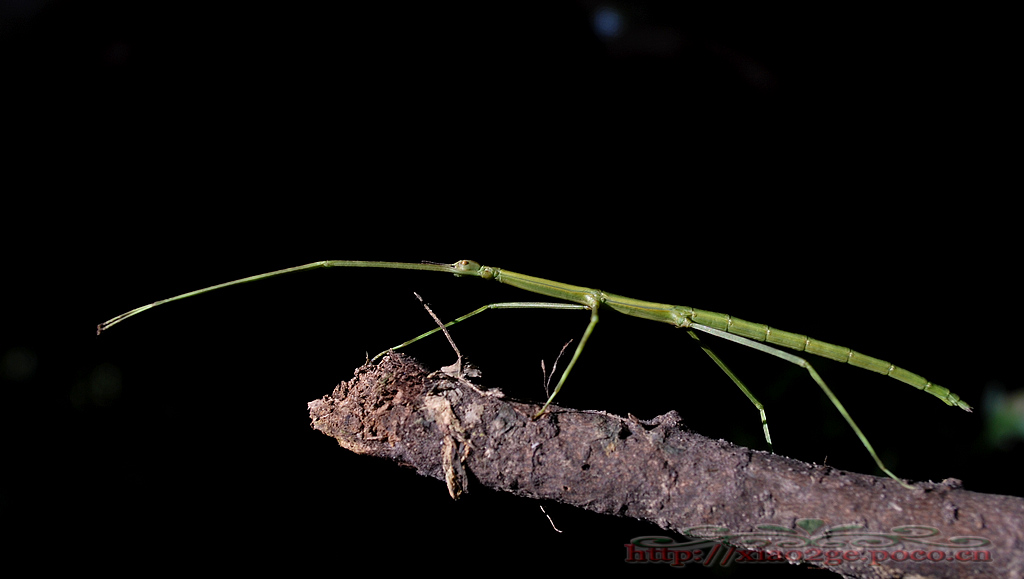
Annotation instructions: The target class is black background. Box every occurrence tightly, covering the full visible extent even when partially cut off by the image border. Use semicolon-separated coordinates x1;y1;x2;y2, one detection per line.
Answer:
4;2;1018;575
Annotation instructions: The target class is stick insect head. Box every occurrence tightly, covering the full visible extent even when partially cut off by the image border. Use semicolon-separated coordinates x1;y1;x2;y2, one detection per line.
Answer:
451;259;495;279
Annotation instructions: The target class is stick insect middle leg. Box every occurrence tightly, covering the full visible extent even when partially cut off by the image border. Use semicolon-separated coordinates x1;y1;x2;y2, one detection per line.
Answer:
685;330;772;450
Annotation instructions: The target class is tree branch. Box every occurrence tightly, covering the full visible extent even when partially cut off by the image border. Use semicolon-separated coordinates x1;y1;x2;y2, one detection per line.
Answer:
308;353;1023;578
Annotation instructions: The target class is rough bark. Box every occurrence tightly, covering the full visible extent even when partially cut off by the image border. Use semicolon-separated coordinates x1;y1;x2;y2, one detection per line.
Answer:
308;353;1023;578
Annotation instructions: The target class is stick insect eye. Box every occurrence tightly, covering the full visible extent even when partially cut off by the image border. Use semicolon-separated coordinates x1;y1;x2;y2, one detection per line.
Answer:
453;259;482;275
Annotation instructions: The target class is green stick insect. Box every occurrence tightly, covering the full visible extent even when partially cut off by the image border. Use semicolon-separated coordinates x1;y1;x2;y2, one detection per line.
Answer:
98;259;972;489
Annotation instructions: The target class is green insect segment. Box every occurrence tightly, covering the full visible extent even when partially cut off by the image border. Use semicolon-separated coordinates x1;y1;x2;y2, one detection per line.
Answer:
99;259;972;489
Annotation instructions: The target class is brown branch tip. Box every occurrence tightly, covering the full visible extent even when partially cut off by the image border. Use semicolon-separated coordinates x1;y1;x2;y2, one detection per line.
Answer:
309;353;1024;579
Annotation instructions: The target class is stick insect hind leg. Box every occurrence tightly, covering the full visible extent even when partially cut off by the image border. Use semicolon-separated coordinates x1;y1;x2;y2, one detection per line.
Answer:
689;323;915;489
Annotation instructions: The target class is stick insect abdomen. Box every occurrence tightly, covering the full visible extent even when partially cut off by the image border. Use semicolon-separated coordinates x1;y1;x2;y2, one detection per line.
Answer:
690;309;971;411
